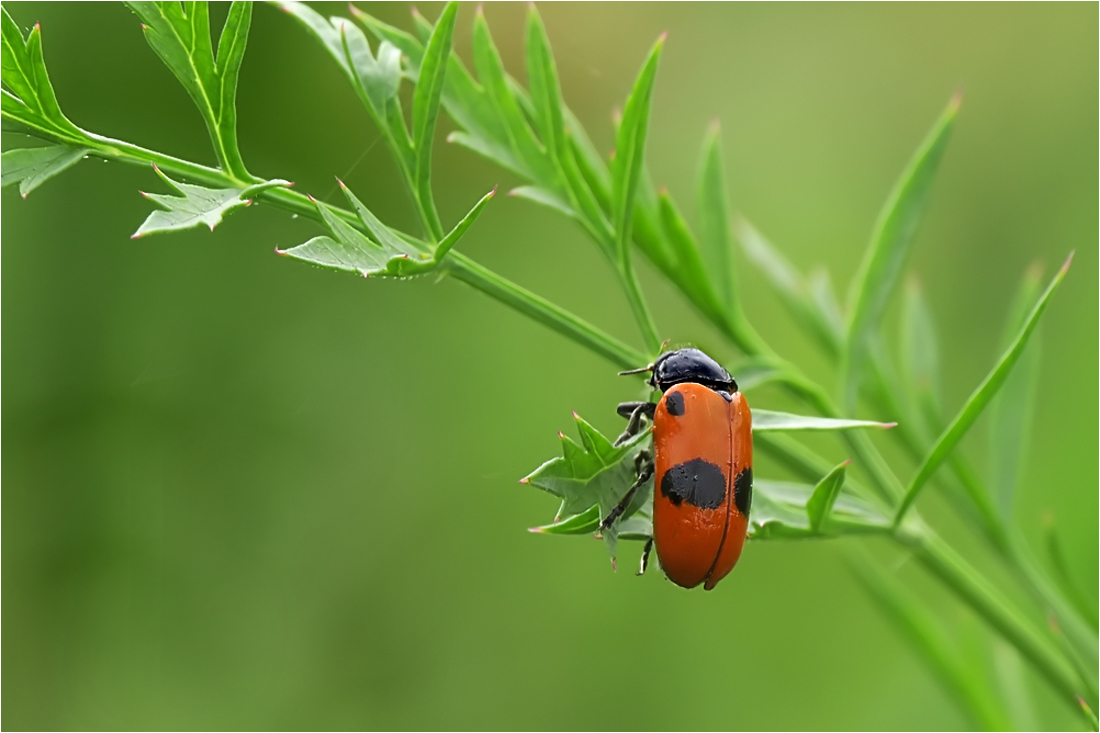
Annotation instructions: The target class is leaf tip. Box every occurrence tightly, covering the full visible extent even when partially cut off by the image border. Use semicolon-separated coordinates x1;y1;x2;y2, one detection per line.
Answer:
880;421;898;429
949;87;965;110
518;477;529;485
841;458;853;466
274;246;288;256
527;526;544;534
1059;250;1075;276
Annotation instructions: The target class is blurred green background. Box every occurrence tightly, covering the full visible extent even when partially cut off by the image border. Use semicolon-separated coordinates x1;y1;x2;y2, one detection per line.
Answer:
3;2;1096;729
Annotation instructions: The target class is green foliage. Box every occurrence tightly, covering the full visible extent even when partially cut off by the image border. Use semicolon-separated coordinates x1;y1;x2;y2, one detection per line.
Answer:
133;167;289;237
2;3;1093;729
125;2;252;181
1;143;88;196
844;95;960;408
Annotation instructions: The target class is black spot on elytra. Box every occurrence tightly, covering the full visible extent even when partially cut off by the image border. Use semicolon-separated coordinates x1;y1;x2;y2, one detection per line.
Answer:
661;458;726;509
665;391;685;416
734;467;753;517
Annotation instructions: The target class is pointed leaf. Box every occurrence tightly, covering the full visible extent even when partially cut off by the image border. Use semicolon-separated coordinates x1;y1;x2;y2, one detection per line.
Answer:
524;8;567;168
509;185;578;221
2;144;88;196
435;187;496;262
737;216;843;357
987;264;1043;523
753;409;895;432
126;1;251;180
656;190;723;321
470;9;549;181
806;461;850;532
895;254;1072;524
529;505;600;536
521;414;651;562
280;185;437;278
697;124;737;310
844;95;960;406
0;8;84;142
750;479;890;539
1043;517;1100;631
132;167;288;237
611;35;664;256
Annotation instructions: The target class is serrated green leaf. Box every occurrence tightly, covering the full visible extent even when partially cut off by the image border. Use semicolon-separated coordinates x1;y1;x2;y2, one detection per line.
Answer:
126;1;252;181
521;414;651;563
753;409;895;432
894;254;1072;524
1;144;88;196
133;167;288;237
844;95;960;407
987;264;1043;524
697;124;737;312
737;216;843;357
611;34;664;259
849;551;1012;731
751;479;889;539
806;461;850;532
900;278;943;438
0;8;84;142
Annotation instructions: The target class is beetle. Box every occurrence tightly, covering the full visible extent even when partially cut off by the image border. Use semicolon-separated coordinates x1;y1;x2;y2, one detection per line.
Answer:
601;348;752;590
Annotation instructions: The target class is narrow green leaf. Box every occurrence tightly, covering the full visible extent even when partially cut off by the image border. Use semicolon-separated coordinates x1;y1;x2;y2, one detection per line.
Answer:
750;480;890;539
656;190;723;320
894;254;1072;525
753;409;895;432
900;277;943;436
697;123;737;311
435;187;497;262
849;552;1012;731
0;8;84;142
411;1;458;239
808;267;846;342
528;505;600;535
737;216;843;357
524;7;567;169
844;95;960;406
987;264;1043;523
1;144;88;196
470;9;549;181
611;34;664;257
132;166;288;237
126;1;251;180
509;185;578;221
806;461;850;532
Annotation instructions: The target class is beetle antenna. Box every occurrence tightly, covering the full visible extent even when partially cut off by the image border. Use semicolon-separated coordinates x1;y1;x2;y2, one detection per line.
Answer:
618;364;653;376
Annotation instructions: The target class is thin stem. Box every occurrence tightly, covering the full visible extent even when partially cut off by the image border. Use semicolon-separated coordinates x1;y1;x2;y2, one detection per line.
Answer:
617;265;661;356
75;132;646;375
899;524;1088;716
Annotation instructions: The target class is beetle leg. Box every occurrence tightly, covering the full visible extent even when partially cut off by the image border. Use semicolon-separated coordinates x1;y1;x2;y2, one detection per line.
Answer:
600;449;654;530
614;401;656;446
637;537;654;576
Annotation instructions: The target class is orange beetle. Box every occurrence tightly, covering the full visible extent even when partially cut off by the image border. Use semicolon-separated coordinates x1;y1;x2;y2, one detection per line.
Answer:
602;348;752;590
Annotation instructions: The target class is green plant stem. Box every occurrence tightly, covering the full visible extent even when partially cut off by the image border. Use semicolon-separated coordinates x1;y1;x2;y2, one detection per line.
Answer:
899;523;1089;717
72;132;647;372
617;264;661;356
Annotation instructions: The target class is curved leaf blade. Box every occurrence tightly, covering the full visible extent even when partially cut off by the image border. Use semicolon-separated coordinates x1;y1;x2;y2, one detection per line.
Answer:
1;8;84;142
697;124;737;311
1;144;88;196
753;409;895;432
411;1;458;237
806;460;851;532
844;95;960;407
895;254;1073;524
132;167;287;238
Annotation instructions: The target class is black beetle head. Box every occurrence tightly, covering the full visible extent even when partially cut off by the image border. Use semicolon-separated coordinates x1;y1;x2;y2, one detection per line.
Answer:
627;348;736;394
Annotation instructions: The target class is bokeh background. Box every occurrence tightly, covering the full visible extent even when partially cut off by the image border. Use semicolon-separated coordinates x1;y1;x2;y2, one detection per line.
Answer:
3;2;1096;729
